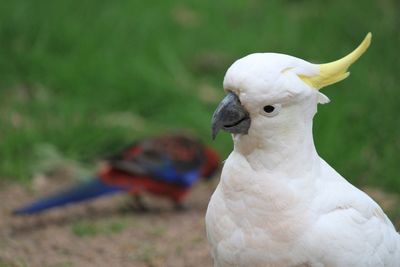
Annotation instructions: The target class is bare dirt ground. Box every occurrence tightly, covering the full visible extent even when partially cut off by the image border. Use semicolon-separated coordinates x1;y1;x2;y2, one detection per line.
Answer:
1;176;399;267
0;176;218;267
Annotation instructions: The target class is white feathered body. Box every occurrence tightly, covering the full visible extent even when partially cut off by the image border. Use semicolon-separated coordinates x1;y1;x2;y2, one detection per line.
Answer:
206;151;400;267
206;51;400;267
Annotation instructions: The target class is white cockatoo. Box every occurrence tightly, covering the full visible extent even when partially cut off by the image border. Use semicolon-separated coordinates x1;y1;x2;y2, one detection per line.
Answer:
206;33;400;267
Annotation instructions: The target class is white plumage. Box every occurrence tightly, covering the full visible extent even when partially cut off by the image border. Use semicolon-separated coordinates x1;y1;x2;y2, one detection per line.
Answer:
206;34;400;267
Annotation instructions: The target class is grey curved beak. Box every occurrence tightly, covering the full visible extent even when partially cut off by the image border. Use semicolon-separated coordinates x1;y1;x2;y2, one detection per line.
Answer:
211;91;251;140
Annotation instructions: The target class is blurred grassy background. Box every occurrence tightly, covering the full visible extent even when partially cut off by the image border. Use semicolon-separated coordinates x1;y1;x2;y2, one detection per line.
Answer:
0;0;398;191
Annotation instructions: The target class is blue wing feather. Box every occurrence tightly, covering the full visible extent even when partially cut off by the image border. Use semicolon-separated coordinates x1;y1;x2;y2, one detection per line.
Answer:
151;159;201;187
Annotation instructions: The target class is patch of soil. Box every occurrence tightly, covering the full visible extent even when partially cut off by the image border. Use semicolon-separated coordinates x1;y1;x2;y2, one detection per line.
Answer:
1;178;399;267
0;178;218;267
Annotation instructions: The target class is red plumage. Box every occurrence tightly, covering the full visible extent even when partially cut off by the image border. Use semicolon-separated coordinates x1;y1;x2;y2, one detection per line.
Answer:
99;133;220;204
13;133;220;215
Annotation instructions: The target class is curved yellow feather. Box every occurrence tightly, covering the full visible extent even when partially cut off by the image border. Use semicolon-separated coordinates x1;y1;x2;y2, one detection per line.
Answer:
300;32;372;90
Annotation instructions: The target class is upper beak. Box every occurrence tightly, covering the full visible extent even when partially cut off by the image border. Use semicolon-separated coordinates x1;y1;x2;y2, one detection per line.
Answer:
211;91;251;139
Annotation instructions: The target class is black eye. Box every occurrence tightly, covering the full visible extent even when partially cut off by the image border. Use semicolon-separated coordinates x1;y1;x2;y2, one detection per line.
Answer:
263;105;275;113
261;104;281;117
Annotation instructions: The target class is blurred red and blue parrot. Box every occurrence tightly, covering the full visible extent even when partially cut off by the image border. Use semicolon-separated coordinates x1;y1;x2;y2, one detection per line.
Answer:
14;134;220;215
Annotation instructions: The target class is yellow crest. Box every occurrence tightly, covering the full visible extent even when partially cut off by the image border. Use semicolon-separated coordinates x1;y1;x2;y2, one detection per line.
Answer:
300;33;372;90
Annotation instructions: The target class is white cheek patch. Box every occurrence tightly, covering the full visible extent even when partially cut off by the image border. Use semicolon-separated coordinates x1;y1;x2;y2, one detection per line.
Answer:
317;92;330;104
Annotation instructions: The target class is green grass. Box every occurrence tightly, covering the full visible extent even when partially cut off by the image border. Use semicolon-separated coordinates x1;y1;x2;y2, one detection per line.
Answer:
71;218;127;237
0;260;27;267
0;0;399;191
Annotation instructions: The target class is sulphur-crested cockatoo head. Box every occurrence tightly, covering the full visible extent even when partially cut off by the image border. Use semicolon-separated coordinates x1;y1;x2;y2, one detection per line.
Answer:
212;33;371;149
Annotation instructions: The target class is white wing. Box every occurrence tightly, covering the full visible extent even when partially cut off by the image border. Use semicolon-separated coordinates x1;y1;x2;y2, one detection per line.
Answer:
306;159;400;267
